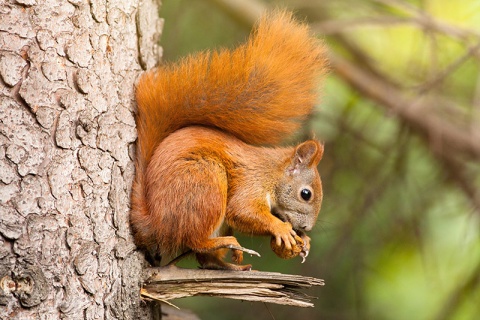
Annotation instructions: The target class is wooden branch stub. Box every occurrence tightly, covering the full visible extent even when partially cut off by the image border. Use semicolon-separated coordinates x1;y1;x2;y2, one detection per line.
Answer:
141;266;324;308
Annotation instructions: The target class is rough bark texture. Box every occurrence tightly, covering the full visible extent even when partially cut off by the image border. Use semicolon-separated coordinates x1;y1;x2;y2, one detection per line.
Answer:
0;0;162;318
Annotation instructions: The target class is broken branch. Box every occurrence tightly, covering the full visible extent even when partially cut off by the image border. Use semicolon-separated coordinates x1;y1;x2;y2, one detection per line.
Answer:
141;265;324;308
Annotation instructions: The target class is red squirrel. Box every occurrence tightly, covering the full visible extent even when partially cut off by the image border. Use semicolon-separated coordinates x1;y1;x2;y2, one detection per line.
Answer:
130;11;327;270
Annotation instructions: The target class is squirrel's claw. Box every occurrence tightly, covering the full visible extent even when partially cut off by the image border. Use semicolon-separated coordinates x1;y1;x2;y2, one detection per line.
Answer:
299;249;309;263
298;232;310;263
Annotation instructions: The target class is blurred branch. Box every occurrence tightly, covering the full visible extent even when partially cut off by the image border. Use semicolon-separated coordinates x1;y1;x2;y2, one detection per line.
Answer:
439;152;480;212
312;16;408;34
329;51;480;212
310;0;480;43
329;52;480;158
141;266;324;308
313;0;480;60
416;42;480;93
373;0;480;41
314;17;480;60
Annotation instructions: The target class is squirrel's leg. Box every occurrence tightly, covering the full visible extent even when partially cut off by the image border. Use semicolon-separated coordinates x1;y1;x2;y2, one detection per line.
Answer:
196;249;252;271
176;160;258;270
226;203;298;250
145;244;162;267
190;236;259;270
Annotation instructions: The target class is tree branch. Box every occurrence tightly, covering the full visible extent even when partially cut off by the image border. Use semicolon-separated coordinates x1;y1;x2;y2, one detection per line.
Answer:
141;265;324;308
329;52;480;159
329;51;480;213
373;0;480;41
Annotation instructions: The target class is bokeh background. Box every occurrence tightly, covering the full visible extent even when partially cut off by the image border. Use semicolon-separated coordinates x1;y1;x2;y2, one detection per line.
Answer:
157;0;480;319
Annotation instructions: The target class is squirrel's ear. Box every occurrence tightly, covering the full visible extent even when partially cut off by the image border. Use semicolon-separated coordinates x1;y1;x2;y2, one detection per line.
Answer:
293;140;324;168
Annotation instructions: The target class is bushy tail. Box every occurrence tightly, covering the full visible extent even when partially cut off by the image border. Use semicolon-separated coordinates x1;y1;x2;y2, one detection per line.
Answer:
135;10;327;167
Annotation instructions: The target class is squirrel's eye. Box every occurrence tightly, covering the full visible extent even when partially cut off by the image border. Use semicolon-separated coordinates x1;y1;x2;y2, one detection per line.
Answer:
300;188;312;201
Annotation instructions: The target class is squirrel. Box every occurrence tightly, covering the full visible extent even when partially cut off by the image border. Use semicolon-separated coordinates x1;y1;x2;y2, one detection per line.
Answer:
130;10;327;271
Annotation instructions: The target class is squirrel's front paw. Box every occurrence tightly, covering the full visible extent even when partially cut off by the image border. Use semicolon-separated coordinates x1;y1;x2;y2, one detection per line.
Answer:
270;228;311;262
272;222;297;250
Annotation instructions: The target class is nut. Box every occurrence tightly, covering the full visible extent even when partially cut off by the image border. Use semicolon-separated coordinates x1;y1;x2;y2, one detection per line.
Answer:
270;234;303;259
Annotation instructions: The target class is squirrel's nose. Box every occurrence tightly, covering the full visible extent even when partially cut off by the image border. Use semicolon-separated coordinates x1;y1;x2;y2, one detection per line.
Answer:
301;225;312;232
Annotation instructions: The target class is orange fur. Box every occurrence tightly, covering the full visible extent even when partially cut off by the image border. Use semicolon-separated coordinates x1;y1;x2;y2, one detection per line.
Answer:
130;11;327;269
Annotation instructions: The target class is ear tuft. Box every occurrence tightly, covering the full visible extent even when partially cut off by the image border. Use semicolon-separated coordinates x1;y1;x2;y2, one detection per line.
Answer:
294;140;323;167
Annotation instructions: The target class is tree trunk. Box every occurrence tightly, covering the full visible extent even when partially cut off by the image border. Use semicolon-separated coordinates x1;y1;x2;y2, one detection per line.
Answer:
0;0;162;318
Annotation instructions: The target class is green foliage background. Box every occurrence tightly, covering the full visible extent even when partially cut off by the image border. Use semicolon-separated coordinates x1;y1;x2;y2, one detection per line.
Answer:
158;0;480;319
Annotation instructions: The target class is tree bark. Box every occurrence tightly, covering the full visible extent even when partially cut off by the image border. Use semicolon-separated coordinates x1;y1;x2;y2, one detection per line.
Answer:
0;0;162;318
